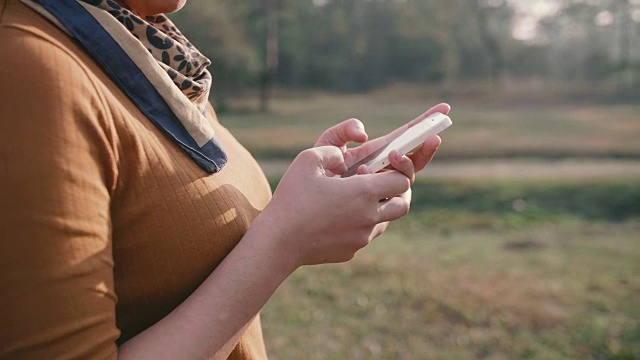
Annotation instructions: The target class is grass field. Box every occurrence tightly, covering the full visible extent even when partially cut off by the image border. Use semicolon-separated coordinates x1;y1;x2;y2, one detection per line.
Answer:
218;92;640;359
261;215;640;359
219;92;640;161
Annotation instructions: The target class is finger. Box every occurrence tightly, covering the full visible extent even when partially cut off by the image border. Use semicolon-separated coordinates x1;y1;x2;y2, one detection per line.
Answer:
315;118;368;148
388;150;415;184
376;188;412;222
405;103;452;128
343;135;393;167
304;146;347;175
370;222;389;241
372;103;451;147
408;135;441;172
428;102;451;116
356;164;371;175
353;170;410;200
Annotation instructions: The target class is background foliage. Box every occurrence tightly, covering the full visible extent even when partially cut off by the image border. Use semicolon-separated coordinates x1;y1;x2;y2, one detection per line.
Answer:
172;0;640;99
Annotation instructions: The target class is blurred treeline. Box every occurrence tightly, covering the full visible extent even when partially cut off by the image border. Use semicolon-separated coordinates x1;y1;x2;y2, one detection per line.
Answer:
172;0;640;100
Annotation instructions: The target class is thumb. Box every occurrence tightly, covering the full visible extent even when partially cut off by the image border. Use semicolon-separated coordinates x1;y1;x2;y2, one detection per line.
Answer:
311;146;348;175
315;118;368;148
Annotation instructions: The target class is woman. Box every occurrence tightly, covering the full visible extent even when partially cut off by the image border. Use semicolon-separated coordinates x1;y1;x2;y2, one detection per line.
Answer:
0;0;449;358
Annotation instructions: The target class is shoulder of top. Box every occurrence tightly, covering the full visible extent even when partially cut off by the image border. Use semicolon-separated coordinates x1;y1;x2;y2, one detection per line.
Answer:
1;0;63;41
0;0;96;79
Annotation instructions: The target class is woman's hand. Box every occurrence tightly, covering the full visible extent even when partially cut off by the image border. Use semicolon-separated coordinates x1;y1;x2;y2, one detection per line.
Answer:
308;103;448;253
256;146;412;267
315;103;449;176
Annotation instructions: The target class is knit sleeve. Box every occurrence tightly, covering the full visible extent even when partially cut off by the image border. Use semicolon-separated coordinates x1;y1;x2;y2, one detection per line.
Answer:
0;24;120;359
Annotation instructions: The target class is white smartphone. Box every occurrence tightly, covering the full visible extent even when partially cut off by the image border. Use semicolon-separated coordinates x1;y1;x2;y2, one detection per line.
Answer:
342;112;452;177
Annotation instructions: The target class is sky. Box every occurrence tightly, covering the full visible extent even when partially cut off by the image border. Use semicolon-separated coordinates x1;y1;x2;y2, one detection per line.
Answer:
510;0;640;42
508;0;562;41
310;0;640;43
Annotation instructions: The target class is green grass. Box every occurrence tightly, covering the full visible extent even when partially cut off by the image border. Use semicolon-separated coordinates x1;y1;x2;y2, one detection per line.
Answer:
262;221;640;359
409;179;640;223
261;179;640;359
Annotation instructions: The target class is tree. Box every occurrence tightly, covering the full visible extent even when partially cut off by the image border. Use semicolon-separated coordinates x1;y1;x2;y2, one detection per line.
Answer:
260;0;279;112
170;1;261;102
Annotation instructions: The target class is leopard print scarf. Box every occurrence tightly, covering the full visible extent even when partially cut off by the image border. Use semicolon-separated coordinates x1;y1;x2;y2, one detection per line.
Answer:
79;0;212;112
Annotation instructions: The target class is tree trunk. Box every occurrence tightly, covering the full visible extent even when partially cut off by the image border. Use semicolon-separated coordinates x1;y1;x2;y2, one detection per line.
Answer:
260;0;279;112
471;0;507;85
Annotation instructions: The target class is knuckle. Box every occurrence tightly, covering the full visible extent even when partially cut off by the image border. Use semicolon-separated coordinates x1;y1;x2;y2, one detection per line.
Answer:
303;148;332;167
319;128;333;139
402;200;411;216
353;231;371;249
334;249;357;263
327;145;343;157
396;174;412;193
405;186;412;198
399;176;411;192
342;252;357;263
364;209;380;225
301;146;324;159
346;118;362;127
296;149;316;163
299;148;315;157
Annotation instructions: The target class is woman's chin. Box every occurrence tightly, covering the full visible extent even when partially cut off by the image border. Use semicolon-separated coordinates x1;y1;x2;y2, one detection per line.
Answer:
127;0;187;16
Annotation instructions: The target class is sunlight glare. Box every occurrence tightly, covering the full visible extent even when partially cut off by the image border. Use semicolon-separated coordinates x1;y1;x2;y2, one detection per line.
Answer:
512;17;538;42
595;10;614;27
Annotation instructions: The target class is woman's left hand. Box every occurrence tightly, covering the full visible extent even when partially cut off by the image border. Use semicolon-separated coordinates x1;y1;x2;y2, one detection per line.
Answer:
315;103;449;179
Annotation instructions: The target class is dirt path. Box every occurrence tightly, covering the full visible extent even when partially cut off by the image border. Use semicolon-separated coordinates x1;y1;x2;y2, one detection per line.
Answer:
257;159;640;181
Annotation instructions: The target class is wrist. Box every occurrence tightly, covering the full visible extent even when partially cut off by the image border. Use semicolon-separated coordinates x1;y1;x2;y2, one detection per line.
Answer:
245;208;301;276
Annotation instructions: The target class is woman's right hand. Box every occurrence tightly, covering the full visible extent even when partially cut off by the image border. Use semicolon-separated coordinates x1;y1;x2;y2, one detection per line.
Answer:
255;146;412;268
